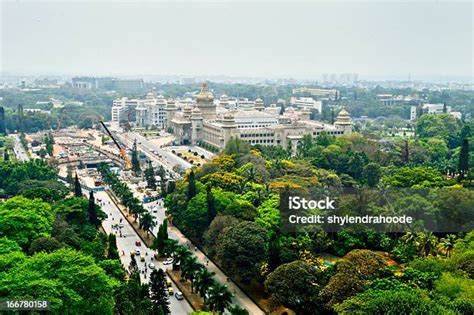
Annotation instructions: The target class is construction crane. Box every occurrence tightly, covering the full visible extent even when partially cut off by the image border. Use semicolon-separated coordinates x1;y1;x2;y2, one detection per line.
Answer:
100;121;132;170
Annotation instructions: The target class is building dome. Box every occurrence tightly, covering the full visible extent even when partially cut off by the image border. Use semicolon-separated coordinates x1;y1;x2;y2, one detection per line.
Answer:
223;112;234;120
335;107;352;126
196;82;214;102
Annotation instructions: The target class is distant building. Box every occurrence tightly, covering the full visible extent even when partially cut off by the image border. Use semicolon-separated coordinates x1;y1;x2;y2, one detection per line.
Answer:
112;93;167;128
377;94;422;106
34;78;58;87
72;77;143;91
410;103;461;121
292;87;339;100
290;97;322;113
180;77;197;85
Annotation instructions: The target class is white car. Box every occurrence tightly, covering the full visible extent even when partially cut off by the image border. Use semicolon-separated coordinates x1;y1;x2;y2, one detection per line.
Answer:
175;291;184;300
163;258;174;265
135;249;140;255
148;263;155;269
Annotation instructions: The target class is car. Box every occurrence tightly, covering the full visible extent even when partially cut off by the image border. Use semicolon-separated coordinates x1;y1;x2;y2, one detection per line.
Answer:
166;279;172;287
175;291;184;300
135;249;140;255
140;255;145;262
148;263;155;269
167;287;174;296
135;241;141;246
163;258;174;265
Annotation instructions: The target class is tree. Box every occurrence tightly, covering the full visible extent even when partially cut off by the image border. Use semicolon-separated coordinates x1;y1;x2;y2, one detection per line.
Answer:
401;140;409;164
415;232;438;257
336;288;449;314
74;173;82;197
66;164;74;189
98;259;126;281
216;221;268;283
0;249;119;314
181;255;201;290
320;249;388;309
364;162;381;187
0;196;54;249
88;190;100;228
204;283;233;313
149;269;170;314
152;219;169;255
144;160;157;190
228;305;249;315
206;185;217;225
131;139;141;174
439;234;457;257
115;270;153;314
107;233;120;260
139;212;156;236
28;237;61;255
188;169;196;201
204;215;240;257
458;138;469;181
265;260;323;314
194;267;216;298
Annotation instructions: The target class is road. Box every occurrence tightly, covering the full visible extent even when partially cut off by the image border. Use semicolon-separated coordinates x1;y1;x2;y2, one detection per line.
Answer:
144;199;266;315
96;189;193;315
116;132;191;175
11;134;30;161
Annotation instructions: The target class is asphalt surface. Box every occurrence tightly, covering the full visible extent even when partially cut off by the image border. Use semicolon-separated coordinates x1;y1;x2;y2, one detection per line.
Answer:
97;189;193;315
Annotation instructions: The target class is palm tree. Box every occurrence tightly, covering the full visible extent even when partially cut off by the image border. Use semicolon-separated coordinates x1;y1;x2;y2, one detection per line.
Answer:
205;283;233;313
439;234;457;257
181;256;201;290
401;232;416;245
172;245;191;267
194;267;216;297
415;232;438;257
139;212;156;236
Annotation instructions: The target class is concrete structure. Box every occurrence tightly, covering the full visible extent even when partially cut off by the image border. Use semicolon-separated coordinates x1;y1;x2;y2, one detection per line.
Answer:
167;83;352;152
290;97;322;113
410;103;461;121
292;87;339;100
72;77;143;91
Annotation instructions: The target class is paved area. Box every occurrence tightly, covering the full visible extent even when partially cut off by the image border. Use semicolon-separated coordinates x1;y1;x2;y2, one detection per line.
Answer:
97;189;193;315
144;200;265;315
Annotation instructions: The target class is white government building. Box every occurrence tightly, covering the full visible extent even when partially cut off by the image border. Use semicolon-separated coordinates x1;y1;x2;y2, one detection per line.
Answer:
111;83;353;153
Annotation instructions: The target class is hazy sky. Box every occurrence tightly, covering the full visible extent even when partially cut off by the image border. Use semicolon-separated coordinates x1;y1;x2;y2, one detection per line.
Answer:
1;0;473;80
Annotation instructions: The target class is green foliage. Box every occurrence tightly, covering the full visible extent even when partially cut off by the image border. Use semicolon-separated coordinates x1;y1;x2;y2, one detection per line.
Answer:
265;260;323;314
381;166;446;187
416;113;461;146
216;221;268;283
28;237;62;255
0;160;56;195
149;269;170;314
335;288;451;314
0;248;119;314
320;249;388;309
0;237;22;254
0;196;54;249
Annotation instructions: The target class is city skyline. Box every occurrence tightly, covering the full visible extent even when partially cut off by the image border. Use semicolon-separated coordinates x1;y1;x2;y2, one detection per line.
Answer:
1;1;473;82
